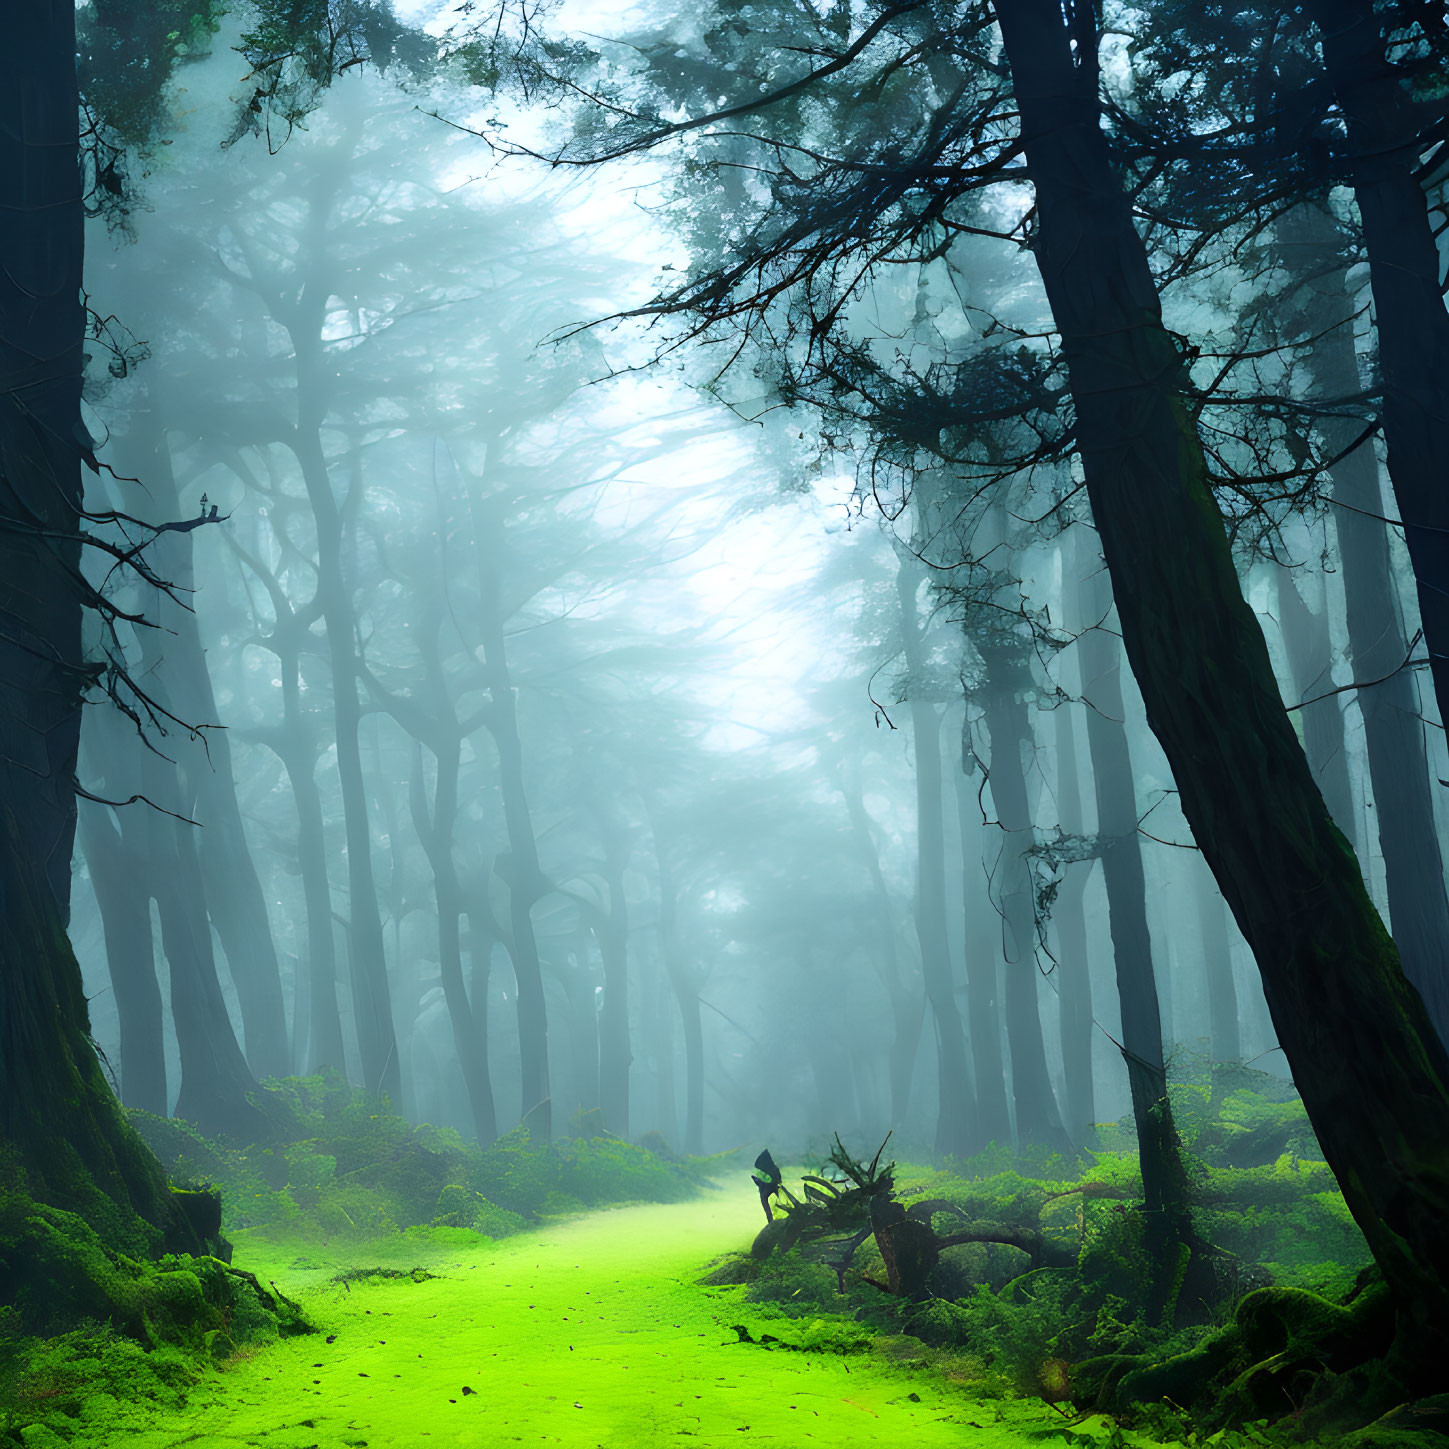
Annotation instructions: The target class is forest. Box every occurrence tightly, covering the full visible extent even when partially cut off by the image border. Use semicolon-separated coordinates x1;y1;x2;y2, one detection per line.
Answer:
2;0;1448;1446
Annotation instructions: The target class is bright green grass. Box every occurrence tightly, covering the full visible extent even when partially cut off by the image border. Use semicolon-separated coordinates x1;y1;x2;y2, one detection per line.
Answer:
53;1185;1132;1449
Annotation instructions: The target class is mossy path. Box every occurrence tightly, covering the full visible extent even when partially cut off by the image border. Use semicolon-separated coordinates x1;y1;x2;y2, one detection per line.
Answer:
81;1186;1100;1449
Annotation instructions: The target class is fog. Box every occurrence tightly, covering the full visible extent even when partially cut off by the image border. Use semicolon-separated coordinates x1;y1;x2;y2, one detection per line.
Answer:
69;5;1440;1173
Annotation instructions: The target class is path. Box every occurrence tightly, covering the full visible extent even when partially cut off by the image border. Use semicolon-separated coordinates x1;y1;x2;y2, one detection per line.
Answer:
83;1185;1082;1448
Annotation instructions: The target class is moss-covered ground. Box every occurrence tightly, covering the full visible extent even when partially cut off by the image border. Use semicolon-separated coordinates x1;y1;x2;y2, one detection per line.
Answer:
9;1183;1135;1448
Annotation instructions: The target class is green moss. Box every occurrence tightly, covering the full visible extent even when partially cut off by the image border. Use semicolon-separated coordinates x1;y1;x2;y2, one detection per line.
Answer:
20;1185;1099;1449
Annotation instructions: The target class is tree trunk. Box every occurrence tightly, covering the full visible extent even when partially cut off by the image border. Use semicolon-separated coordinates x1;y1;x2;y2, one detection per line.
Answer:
655;838;703;1155
1310;0;1449;747
411;738;497;1145
896;553;976;1157
113;407;291;1078
466;486;551;1142
1051;605;1097;1143
0;3;217;1257
955;763;1012;1149
77;797;168;1115
978;640;1072;1152
1278;201;1449;1046
596;865;632;1137
1074;536;1200;1278
997;0;1449;1344
2;822;202;1258
137;736;266;1140
290;420;400;1103
226;530;347;1077
0;1;86;917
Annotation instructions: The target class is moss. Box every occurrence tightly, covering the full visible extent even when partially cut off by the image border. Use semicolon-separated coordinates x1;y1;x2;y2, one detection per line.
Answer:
1096;1277;1397;1430
18;1186;1074;1448
0;1187;308;1354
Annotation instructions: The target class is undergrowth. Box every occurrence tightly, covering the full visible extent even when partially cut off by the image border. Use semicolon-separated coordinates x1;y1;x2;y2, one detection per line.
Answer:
0;1071;716;1446
706;1063;1436;1447
126;1068;717;1248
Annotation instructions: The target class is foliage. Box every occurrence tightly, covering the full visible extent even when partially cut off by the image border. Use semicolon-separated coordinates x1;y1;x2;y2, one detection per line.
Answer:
723;1086;1393;1436
127;1072;714;1247
0;1184;310;1445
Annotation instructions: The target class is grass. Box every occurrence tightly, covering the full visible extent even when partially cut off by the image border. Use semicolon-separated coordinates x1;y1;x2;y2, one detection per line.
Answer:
4;1183;1141;1448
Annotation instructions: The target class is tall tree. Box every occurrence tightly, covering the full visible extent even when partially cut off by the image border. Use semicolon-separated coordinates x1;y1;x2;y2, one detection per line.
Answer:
995;0;1449;1342
0;0;202;1253
896;547;977;1157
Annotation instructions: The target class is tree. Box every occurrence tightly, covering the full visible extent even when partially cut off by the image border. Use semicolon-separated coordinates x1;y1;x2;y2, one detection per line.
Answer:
0;0;203;1254
517;0;1449;1351
995;0;1449;1348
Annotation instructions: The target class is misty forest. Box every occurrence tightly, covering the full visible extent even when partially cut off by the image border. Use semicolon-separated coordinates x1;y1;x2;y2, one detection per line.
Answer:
4;1;1449;1446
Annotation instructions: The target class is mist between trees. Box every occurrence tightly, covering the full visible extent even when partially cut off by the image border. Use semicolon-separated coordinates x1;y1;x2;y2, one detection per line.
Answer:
4;0;1449;1423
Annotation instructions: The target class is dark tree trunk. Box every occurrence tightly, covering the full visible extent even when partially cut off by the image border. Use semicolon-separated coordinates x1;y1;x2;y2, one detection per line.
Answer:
0;3;219;1257
137;735;266;1140
84;683;265;1141
978;641;1072;1152
1074;539;1198;1273
1278;202;1449;1046
2;824;202;1258
997;0;1449;1343
1310;0;1449;747
77;797;167;1115
1051;571;1098;1144
1051;703;1097;1145
113;408;291;1078
0;1;86;916
954;765;1012;1149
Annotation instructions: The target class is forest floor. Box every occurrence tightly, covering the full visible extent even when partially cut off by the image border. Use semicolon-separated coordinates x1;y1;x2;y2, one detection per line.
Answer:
61;1181;1132;1449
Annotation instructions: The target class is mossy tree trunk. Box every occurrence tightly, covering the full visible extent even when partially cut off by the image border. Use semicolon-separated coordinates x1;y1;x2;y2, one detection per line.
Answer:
996;0;1449;1352
0;1;200;1257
